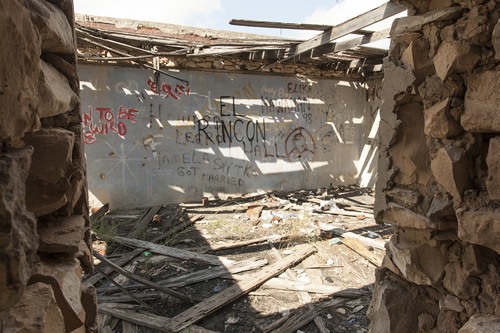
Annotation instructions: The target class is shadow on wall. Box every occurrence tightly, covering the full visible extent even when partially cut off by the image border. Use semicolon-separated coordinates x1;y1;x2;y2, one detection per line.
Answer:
80;65;382;209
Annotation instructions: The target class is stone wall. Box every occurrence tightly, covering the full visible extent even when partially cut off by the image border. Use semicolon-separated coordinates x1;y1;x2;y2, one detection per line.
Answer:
0;0;95;332
369;0;500;332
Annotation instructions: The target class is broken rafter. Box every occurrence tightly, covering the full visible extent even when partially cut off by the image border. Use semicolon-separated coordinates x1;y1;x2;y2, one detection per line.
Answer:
230;19;333;31
284;1;406;61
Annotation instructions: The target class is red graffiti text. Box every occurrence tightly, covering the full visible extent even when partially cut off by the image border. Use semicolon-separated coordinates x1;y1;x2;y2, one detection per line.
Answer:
146;78;190;100
83;106;140;144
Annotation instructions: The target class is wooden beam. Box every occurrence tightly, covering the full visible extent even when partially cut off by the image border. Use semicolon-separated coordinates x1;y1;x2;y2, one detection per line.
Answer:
287;2;406;59
390;6;462;36
230;19;333;31
169;245;316;332
300;28;390;59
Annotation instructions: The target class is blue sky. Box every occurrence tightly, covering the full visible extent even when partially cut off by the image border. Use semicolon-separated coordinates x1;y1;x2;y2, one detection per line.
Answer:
74;0;398;39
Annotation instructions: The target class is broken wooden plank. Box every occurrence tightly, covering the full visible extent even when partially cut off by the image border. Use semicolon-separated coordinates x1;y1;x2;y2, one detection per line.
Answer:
391;6;462;36
128;205;163;239
97;258;269;293
243;277;369;297
122;321;140;333
341;237;383;267
313;208;374;218
330;228;386;250
169;245;316;332
268;243;328;333
84;214;204;286
97;292;161;303
98;303;218;333
113;236;230;266
96;265;161;315
190;234;283;253
273;297;349;333
90;203;109;223
288;2;406;59
93;251;197;304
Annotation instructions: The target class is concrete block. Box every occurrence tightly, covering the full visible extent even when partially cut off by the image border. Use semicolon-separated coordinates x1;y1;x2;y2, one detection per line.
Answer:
462;71;500;133
458;207;500;254
486;137;500;200
433;41;480;81
38;60;79;119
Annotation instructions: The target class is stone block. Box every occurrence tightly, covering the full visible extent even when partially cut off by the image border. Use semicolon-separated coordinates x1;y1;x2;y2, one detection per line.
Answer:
424;98;463;139
431;146;471;202
2;283;65;333
433;41;481;81
81;285;97;332
0;148;37;312
383;202;454;230
486;137;500;200
23;128;75;216
0;0;40;142
38;215;86;254
387;235;447;285
443;261;481;300
458;315;500;333
368;273;438;333
385;187;422;209
38;60;79;119
458;207;500;254
390;103;432;186
462;71;500;133
23;0;74;54
76;237;93;274
494;19;500;61
401;38;433;84
439;294;464;312
426;194;455;220
462;245;487;276
29;258;85;332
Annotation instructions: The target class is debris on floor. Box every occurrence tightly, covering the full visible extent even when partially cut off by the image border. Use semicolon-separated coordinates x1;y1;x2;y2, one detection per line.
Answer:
85;185;391;332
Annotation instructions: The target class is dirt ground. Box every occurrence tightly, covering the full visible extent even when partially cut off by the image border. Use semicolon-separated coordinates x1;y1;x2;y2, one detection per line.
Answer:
87;185;391;333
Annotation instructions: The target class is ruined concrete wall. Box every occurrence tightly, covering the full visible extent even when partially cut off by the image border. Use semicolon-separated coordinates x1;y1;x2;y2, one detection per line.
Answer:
370;0;500;332
0;0;95;332
79;64;381;208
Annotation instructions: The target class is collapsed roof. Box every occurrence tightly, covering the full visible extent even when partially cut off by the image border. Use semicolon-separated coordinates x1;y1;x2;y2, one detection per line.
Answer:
76;1;406;78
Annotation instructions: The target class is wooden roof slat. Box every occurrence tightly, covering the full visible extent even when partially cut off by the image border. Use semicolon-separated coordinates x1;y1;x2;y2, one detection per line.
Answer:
298;28;390;60
286;1;406;60
229;19;332;31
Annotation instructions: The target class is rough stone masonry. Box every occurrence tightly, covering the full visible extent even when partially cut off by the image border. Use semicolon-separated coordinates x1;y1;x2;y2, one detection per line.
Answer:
0;0;96;332
369;0;500;332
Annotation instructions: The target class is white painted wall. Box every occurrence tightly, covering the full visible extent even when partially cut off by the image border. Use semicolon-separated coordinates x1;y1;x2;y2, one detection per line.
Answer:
80;64;381;208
